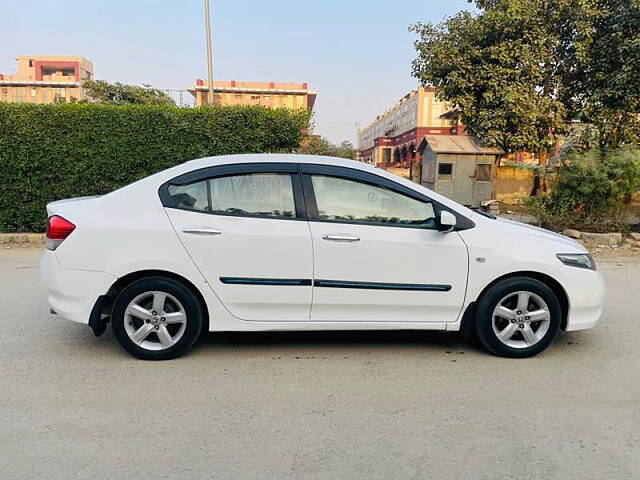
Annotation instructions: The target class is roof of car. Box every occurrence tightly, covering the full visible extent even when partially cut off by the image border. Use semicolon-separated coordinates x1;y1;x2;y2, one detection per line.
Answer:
186;153;376;170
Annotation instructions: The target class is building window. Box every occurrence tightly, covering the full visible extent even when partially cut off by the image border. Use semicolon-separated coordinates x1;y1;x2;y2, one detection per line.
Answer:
53;88;66;103
438;163;453;179
475;164;492;182
29;59;34;67
13;87;27;102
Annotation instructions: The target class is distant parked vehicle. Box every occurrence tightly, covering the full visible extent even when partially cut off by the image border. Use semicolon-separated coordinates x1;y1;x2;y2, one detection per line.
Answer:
41;155;605;360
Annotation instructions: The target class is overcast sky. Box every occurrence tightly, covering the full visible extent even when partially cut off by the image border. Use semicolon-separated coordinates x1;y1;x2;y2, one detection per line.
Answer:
1;0;472;144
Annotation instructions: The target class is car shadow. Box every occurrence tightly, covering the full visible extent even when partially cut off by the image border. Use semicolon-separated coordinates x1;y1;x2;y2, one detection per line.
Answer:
196;329;478;353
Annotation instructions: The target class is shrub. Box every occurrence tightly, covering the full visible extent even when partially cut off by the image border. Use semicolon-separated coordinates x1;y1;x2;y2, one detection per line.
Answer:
526;147;640;232
0;103;309;232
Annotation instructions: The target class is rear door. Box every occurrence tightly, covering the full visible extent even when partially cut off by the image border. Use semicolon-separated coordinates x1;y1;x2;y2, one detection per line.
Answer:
301;164;469;323
161;163;313;321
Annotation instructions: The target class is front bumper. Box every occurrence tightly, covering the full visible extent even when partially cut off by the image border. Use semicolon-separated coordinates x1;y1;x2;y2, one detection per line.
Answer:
564;269;606;331
40;250;116;325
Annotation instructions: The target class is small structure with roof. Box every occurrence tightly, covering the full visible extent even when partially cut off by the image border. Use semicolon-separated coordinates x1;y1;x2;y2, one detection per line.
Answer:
417;135;503;207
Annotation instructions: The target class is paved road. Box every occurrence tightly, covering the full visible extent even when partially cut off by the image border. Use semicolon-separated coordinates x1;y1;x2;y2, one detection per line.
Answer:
1;246;638;480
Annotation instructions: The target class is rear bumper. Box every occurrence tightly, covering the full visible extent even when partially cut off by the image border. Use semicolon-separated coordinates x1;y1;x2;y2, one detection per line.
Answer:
40;250;116;325
564;269;606;331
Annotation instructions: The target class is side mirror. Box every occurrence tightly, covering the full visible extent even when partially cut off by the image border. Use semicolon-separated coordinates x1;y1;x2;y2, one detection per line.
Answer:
438;210;457;232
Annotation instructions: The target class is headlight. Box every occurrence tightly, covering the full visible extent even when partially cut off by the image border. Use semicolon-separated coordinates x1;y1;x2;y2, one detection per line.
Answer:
556;253;596;270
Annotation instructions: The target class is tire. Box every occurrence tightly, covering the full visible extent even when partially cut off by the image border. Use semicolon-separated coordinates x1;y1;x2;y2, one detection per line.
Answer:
111;276;204;360
474;277;561;358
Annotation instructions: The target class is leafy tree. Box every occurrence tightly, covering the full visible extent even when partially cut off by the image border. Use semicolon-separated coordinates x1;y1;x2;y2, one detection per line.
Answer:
570;0;640;147
410;0;600;194
82;80;176;106
411;0;640;152
298;135;356;159
334;140;357;160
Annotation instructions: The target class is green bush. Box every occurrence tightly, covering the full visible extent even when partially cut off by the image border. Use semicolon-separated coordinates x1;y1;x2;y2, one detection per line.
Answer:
526;147;640;232
0;103;309;232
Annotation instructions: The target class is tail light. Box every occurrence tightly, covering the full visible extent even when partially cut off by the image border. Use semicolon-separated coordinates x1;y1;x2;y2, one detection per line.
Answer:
46;215;76;250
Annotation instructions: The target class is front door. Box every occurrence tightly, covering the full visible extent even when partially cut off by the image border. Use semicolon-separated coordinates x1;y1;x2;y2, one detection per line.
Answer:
163;163;313;321
449;156;476;206
472;159;493;205
301;165;469;323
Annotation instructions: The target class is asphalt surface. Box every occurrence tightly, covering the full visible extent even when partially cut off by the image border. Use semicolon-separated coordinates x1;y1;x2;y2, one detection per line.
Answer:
1;246;638;480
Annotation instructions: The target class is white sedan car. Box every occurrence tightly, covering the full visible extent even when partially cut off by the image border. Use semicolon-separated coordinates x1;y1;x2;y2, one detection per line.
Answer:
41;154;605;360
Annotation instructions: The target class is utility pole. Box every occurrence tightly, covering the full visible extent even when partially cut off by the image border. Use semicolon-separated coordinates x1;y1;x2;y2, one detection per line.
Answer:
355;121;360;161
204;0;215;106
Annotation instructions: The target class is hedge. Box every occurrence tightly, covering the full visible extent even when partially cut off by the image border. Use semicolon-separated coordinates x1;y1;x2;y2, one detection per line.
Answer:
0;103;309;232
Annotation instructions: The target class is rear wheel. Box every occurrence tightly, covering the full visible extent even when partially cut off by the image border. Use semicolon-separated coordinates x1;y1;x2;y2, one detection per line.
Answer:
475;277;561;358
111;277;204;360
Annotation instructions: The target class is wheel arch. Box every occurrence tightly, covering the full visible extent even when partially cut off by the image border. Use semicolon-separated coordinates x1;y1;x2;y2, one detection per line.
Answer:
90;269;210;336
460;271;569;335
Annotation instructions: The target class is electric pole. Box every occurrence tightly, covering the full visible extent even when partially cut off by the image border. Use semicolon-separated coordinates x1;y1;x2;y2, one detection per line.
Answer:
355;121;360;161
204;0;215;106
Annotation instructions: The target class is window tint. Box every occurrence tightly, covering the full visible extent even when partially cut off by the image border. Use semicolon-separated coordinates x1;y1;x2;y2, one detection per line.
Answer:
168;181;209;212
209;173;295;218
311;175;436;227
167;173;296;219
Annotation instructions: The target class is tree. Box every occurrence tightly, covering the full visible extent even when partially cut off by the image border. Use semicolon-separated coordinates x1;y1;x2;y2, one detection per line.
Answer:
333;140;357;160
298;135;356;159
570;0;640;147
411;0;640;153
82;80;176;106
410;0;599;192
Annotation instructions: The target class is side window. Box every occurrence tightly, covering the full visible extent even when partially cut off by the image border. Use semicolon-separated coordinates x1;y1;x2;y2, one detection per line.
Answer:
168;181;210;212
167;173;296;219
311;175;436;227
209;173;295;218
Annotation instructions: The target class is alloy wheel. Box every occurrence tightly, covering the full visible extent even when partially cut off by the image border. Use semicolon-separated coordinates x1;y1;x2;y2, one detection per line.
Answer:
123;291;187;351
491;291;551;349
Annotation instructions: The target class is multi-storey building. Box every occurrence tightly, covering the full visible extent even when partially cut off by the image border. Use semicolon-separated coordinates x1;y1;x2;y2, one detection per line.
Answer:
357;87;463;169
188;79;316;111
0;55;93;104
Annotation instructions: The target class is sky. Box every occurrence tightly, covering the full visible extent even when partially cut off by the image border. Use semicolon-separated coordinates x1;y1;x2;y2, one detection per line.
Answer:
0;0;473;144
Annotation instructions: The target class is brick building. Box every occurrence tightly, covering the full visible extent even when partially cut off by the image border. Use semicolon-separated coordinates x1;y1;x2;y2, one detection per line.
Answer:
189;79;316;111
0;55;93;104
357;87;464;174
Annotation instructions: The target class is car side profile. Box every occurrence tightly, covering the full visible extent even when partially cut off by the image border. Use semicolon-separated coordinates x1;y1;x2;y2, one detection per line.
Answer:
41;154;605;360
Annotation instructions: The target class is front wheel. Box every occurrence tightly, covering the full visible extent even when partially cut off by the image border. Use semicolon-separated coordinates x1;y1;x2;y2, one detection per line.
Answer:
111;277;204;360
475;277;561;358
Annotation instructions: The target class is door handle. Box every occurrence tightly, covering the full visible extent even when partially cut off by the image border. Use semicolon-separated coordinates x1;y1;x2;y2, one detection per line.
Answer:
182;228;222;236
322;234;360;242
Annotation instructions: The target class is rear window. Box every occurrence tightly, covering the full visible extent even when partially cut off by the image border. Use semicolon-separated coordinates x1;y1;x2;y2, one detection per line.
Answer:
209;173;295;218
167;173;296;219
